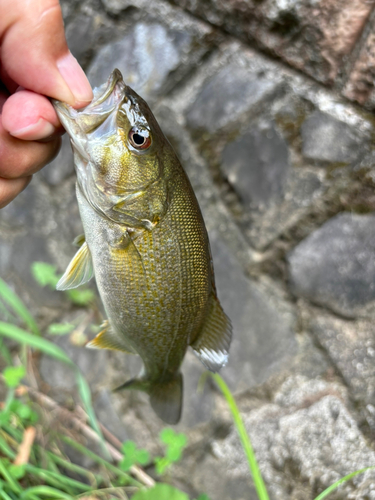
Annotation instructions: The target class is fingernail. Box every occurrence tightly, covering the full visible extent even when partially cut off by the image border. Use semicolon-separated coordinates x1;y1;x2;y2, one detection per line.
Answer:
10;119;56;140
57;52;93;107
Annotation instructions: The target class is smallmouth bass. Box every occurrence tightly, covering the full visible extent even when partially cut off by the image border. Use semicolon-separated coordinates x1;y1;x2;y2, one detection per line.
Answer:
53;69;232;424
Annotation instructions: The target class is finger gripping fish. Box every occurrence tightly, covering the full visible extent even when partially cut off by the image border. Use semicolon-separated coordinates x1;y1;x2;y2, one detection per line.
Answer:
53;69;232;424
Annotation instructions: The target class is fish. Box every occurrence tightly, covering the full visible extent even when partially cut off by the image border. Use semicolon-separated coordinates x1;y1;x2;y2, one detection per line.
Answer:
52;69;232;424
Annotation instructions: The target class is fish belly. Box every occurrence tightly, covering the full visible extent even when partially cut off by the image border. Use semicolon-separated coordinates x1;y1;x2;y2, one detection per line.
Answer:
76;184;211;380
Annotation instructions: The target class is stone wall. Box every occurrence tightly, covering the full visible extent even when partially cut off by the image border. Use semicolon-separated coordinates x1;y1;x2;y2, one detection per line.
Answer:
2;0;375;498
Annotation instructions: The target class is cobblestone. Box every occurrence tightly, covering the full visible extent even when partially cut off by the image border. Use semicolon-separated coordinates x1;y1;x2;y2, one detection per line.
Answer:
301;110;368;165
309;309;375;406
221;121;290;208
288;213;375;317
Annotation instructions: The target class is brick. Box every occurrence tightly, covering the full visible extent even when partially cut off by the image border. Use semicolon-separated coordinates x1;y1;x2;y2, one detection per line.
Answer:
171;0;373;85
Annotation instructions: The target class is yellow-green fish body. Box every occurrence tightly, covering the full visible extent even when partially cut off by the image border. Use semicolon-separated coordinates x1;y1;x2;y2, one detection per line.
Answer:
53;70;232;424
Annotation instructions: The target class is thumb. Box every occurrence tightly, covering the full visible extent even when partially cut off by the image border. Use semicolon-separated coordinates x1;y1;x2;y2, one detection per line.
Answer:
0;0;92;107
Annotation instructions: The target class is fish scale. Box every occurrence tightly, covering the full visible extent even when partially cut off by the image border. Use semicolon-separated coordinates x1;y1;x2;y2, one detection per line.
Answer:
53;69;232;424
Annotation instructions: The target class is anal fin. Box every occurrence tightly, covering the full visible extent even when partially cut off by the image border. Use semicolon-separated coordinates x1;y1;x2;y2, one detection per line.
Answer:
191;296;232;372
86;320;135;353
56;241;93;290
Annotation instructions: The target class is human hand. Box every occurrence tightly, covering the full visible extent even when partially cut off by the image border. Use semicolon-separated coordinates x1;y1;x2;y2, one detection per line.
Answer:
0;0;93;208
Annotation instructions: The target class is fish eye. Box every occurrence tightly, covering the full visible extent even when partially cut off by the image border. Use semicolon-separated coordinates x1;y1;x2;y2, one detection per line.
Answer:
128;127;152;150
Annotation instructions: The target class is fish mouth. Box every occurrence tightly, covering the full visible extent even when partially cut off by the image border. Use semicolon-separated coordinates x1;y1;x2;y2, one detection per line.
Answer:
53;69;126;141
90;68;124;108
52;69;128;211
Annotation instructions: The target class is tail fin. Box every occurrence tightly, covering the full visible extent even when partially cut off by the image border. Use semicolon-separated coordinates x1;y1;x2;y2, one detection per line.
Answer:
115;373;183;425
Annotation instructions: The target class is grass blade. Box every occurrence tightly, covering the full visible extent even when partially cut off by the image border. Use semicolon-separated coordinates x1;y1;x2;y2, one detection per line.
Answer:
0;322;73;366
20;486;75;499
25;464;92;493
76;371;109;458
61;436;141;488
0;431;16;459
211;374;270;500
0;279;40;336
0;491;14;500
314;466;375;500
0;460;22;494
0;338;12;365
47;450;99;485
77;486;130;499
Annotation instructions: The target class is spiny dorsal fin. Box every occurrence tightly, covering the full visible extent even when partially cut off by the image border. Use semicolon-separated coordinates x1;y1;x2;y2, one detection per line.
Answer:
191;296;232;372
56;242;93;291
86;320;135;353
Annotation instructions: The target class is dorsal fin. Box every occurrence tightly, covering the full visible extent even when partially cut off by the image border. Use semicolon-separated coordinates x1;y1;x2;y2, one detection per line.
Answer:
86;320;135;353
56;242;93;291
191;296;232;372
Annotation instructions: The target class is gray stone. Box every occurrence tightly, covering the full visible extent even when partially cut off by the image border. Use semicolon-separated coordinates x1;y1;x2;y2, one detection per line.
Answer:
221;122;290;208
39;330;108;392
10;233;64;309
178;450;258;500
0;181;36;228
180;352;215;427
93;389;129;442
288;212;375;317
309;311;375;406
246;167;324;250
210;230;297;392
0;241;13;279
88;21;198;102
288;332;331;381
0;181;67;311
266;0;304;23
214;376;375;499
185;62;280;133
65;9;114;68
41;135;75;186
101;0;145;13
301;110;366;164
60;0;80;21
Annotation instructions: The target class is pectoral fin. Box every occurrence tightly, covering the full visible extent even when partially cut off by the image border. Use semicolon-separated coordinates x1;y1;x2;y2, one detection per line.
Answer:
86;320;135;353
56;242;93;290
191;296;232;372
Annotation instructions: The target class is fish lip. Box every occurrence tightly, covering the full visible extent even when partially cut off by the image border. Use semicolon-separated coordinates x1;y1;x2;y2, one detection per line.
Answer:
52;68;126;121
91;68;124;107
